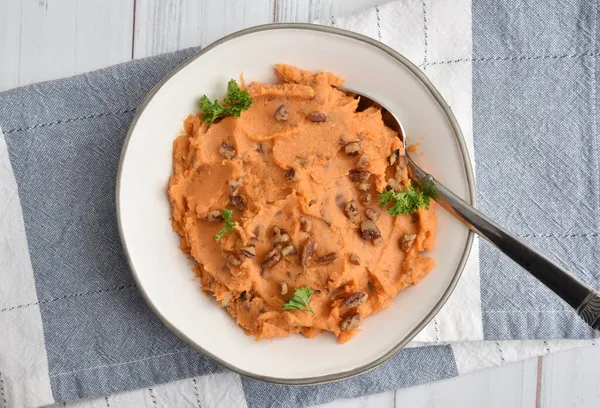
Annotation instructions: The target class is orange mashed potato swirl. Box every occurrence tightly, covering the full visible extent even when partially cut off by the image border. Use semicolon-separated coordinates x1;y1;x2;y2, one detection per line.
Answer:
168;65;436;344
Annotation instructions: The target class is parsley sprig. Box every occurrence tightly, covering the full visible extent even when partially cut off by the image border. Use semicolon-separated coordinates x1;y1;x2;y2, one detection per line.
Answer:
282;286;315;315
215;209;236;242
379;182;435;216
200;79;252;124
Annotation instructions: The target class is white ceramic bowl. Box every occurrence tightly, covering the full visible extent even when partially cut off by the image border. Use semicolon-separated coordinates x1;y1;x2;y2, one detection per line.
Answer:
116;24;474;384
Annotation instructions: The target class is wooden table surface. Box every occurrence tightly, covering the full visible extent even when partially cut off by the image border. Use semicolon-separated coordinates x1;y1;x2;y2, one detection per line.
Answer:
1;1;599;407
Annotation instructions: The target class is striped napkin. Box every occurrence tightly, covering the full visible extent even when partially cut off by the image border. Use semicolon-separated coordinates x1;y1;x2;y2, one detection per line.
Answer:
0;0;598;407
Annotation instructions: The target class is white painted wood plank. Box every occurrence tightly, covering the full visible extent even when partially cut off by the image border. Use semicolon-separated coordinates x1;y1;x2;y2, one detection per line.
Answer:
0;0;22;91
276;0;383;23
540;345;600;408
133;0;275;59
73;0;134;73
393;359;539;408
0;0;133;91
314;391;395;408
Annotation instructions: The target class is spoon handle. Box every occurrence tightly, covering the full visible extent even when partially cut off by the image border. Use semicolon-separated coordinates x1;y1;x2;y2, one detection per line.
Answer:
415;172;600;332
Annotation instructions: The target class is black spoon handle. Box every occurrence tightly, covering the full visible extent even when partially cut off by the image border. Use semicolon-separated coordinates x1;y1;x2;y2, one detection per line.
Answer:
414;170;600;331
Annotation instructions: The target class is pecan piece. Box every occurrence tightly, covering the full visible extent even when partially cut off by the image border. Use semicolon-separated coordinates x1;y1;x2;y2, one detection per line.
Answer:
360;191;372;205
310;111;327;122
301;237;317;268
262;246;282;270
228;177;244;195
358;183;370;192
344;141;361;156
360;219;381;240
240;245;256;258
386;178;402;192
343;292;368;308
340;313;361;331
229;194;246;211
280;281;289;295
272;226;290;244
285;168;300;182
204;210;223;222
365;208;380;222
389;149;400;166
349;170;371;183
299;216;312;233
348;253;361;265
356;154;369;170
316;252;338;264
219;142;236;160
395;156;407;179
344;200;359;219
225;252;242;267
401;234;417;252
281;244;298;256
274;104;289;121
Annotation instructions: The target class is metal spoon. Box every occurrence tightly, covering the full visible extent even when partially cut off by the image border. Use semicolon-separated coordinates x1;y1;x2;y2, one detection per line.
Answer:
346;89;600;332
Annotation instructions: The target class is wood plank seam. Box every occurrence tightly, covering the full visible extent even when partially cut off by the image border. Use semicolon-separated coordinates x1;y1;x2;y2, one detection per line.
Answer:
131;0;137;60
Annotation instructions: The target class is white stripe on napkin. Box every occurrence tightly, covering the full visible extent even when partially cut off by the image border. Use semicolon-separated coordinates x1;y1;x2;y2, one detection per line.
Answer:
0;129;54;408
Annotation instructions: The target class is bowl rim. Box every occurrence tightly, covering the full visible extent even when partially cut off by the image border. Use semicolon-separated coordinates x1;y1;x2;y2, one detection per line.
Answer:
116;23;476;386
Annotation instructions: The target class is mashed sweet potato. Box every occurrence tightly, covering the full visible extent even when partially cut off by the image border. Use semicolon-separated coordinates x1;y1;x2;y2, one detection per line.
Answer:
168;65;436;343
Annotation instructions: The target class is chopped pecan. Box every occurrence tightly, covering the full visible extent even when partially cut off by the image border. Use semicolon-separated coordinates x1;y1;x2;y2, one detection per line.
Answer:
360;219;381;240
348;253;361;265
219;142;236;160
344;200;359;219
272;226;290;243
274;104;289;121
281;244;298;256
395;158;407;181
262;246;282;270
301;237;317;268
204;210;223;222
386;178;402;192
316;252;338;264
285;168;300;182
389;149;400;166
356;154;369;170
343;292;368;308
344;141;361;156
358;183;370;192
360;191;372;205
280;281;289;295
228;177;244;195
349;170;371;183
310;111;327;122
240;245;256;258
225;252;242;267
401;234;417;252
365;208;380;222
229;194;246;211
340;313;361;331
299;216;312;233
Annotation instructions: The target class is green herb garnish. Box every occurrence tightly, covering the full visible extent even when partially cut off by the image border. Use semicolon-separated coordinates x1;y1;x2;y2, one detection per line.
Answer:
379;183;433;216
200;79;253;124
215;209;236;242
282;286;315;315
